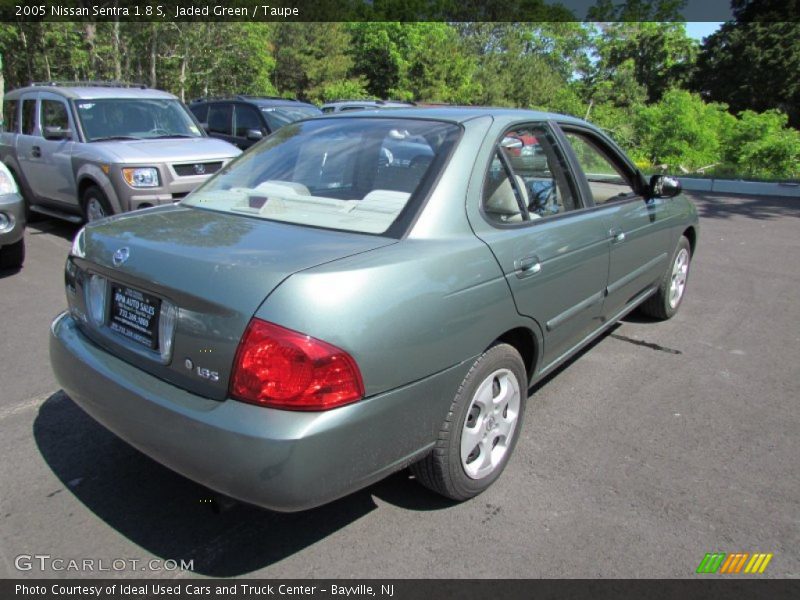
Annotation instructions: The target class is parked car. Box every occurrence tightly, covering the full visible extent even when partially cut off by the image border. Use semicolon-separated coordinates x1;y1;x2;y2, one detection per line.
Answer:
0;82;240;223
50;108;698;511
320;100;416;113
189;96;321;150
0;161;25;270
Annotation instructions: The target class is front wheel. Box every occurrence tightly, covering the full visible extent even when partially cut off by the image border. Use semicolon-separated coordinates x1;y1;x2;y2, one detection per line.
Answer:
640;235;692;320
82;185;112;223
411;343;527;501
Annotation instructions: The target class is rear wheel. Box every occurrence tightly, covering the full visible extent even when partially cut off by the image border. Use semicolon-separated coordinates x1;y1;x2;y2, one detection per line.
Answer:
411;343;526;501
640;235;692;320
0;238;25;270
82;185;112;223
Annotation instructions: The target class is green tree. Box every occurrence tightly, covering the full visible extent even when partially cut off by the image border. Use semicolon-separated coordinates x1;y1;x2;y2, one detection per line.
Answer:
721;110;800;179
348;22;477;102
692;17;800;128
272;23;366;103
590;22;697;103
635;89;735;171
457;23;590;109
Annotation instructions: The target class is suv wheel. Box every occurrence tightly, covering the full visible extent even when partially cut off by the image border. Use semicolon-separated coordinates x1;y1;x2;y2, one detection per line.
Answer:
82;186;112;223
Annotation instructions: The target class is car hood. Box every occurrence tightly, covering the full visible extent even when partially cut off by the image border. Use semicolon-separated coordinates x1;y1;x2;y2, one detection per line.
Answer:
95;137;240;163
72;204;396;399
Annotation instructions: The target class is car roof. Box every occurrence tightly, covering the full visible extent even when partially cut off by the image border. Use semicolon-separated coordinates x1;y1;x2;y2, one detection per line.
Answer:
316;106;591;127
321;100;415;110
191;96;318;109
5;84;176;101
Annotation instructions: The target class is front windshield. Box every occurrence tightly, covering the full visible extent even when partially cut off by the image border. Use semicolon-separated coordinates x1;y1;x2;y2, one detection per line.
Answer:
260;106;322;131
183;117;460;235
76;98;203;141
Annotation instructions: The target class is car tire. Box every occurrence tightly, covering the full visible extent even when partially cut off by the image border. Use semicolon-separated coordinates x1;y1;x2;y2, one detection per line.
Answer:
82;185;112;223
411;343;527;501
0;238;25;270
640;235;692;320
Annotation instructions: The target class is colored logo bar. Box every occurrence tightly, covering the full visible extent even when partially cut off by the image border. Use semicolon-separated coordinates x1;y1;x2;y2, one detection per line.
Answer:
696;552;773;574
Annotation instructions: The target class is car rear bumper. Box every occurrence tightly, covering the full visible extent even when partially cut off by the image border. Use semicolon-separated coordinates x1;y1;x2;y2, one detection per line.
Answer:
50;312;470;512
0;192;25;246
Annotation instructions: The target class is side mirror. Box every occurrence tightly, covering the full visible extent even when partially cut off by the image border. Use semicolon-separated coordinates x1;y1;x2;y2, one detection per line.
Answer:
649;174;681;199
43;126;72;140
246;129;264;141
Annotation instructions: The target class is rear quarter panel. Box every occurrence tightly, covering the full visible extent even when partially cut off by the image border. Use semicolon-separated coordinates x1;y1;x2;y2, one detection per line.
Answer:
255;237;535;397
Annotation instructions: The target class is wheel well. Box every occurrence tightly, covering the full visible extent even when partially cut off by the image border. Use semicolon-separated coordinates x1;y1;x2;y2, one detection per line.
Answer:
494;327;537;382
77;178;97;203
682;226;697;256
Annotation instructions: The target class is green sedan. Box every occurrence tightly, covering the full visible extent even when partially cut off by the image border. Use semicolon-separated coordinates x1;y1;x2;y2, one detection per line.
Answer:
50;108;698;511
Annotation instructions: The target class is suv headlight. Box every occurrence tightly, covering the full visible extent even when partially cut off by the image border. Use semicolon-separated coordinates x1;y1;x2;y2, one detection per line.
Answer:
0;165;19;195
122;167;160;188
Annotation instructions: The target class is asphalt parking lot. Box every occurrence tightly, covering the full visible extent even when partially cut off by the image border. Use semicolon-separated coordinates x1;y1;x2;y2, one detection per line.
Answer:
0;191;797;579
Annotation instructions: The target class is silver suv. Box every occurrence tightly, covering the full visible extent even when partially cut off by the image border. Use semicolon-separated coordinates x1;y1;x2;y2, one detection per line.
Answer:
0;82;241;222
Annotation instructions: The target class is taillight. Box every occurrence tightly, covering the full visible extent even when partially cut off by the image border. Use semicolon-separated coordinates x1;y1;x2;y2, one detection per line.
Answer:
230;319;364;411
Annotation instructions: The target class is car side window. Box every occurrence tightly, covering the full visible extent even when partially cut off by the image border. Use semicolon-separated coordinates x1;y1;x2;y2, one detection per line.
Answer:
21;99;36;135
190;104;208;123
234;105;262;137
563;131;636;205
482;150;527;223
3;100;18;132
41;99;70;133
482;125;578;225
207;103;232;135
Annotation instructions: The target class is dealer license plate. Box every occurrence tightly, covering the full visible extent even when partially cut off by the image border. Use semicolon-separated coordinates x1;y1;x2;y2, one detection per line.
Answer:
108;285;161;349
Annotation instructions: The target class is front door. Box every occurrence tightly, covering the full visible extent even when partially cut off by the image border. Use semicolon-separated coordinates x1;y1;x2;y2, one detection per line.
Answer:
559;128;671;320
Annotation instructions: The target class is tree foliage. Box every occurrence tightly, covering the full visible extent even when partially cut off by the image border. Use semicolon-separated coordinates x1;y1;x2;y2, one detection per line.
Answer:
691;20;800;128
1;18;797;181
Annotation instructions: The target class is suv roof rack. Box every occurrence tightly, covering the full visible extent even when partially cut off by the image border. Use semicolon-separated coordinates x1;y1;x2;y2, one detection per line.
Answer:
31;80;148;89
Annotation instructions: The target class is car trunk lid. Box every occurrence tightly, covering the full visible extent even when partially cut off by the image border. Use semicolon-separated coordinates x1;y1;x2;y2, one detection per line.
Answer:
70;204;396;400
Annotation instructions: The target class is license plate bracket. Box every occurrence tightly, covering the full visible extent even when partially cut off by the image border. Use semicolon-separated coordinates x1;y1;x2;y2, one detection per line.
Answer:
108;285;161;350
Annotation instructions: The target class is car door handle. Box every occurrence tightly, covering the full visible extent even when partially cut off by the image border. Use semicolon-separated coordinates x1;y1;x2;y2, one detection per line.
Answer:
609;228;626;243
514;255;541;278
32;146;42;158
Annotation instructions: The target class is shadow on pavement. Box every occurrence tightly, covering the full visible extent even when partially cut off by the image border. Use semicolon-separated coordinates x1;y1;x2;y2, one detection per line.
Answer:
27;217;82;242
690;191;800;221
33;391;452;577
0;264;23;279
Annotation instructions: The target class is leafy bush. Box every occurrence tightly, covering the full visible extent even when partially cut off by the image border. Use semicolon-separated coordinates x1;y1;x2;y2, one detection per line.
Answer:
634;90;734;172
721;110;800;179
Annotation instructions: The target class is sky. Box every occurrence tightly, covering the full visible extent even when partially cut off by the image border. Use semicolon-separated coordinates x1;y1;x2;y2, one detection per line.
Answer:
685;22;724;41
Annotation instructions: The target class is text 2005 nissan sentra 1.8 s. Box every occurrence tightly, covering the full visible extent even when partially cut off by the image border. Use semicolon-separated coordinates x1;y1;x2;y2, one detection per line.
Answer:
50;108;698;511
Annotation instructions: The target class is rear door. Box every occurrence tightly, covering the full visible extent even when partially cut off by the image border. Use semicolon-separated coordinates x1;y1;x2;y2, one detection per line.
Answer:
16;92;78;206
15;93;43;200
34;93;79;205
558;126;671;320
470;122;611;370
205;102;237;146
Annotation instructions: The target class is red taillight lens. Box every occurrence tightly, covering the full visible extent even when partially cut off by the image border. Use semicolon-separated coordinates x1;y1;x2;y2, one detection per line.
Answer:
230;319;364;411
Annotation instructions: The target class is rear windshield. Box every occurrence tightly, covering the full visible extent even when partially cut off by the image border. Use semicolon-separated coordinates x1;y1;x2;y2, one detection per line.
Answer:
183;118;460;235
76;98;203;141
